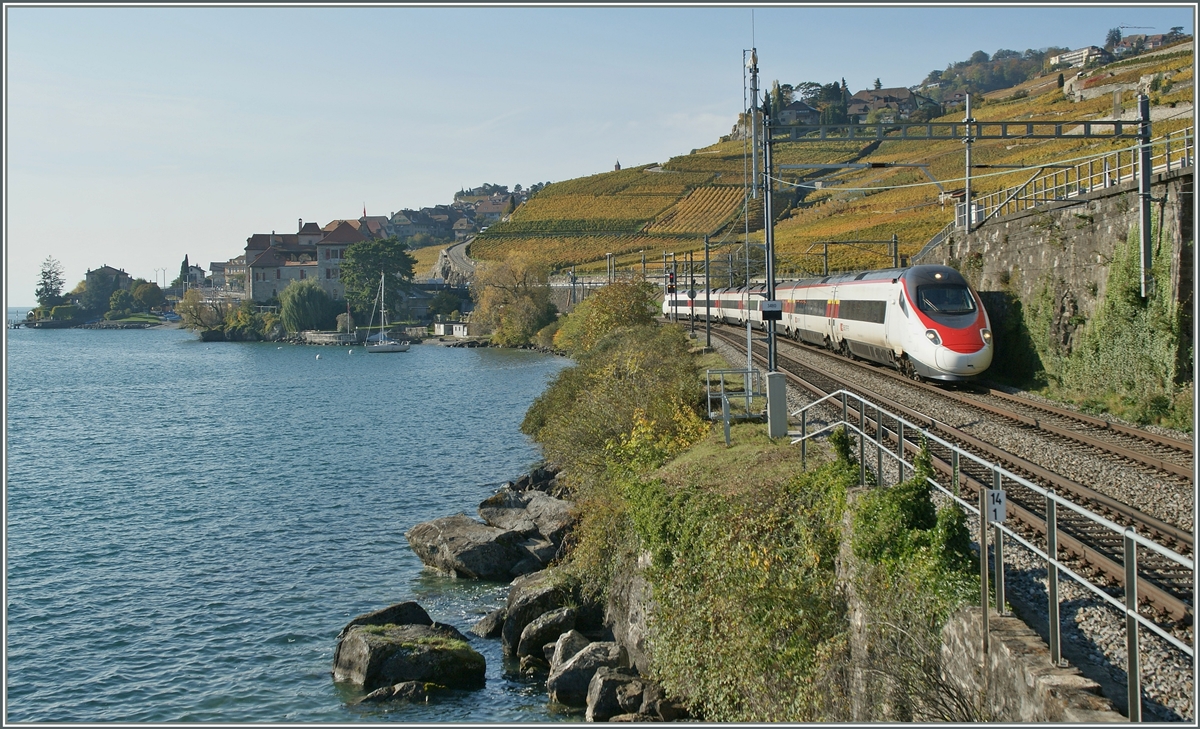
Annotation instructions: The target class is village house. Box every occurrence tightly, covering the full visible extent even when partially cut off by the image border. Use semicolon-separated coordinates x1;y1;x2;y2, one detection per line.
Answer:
474;195;511;223
775;99;821;125
1049;46;1112;68
86;265;133;293
847;86;938;123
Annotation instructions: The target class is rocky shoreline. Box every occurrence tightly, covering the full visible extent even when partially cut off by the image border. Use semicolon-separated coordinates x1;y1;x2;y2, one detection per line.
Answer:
331;464;688;721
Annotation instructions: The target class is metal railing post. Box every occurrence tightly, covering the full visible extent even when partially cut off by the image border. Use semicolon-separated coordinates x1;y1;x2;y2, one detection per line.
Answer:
858;398;866;485
1125;529;1141;722
979;484;990;654
952;450;959;494
800;408;807;470
841;391;848;426
876;406;884;488
993;469;1005;615
896;420;906;481
722;394;732;447
1046;492;1062;665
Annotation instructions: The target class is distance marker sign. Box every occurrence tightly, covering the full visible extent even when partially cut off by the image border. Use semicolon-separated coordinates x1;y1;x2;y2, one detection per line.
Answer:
987;489;1007;523
761;299;782;321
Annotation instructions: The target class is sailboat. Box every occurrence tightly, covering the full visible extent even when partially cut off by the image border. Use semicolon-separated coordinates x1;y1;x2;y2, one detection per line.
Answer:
365;271;410;353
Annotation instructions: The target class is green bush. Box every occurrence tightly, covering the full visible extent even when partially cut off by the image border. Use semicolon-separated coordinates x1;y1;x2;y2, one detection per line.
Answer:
49;305;76;320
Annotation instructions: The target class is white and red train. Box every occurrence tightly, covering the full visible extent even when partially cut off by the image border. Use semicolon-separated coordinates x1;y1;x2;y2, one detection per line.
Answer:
663;264;993;381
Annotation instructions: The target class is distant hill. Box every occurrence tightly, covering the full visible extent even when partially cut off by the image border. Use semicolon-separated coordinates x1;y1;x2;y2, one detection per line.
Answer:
472;44;1192;277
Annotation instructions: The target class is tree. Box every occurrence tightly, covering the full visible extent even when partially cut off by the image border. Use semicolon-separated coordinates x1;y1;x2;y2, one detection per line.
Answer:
471;253;557;346
79;275;119;316
174;255;189;288
132;282;165;311
107;289;134;319
340;236;417;316
1105;27;1122;50
35;256;65;308
552;280;659;357
279;279;335;332
429;289;463;319
176;288;226;330
873;77;882;90
967;50;990;65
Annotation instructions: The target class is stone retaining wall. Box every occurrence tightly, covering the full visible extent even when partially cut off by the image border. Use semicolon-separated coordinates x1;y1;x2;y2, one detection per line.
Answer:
941;607;1125;722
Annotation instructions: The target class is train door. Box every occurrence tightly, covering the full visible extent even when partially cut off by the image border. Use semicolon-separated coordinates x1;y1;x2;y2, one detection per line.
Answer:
884;286;908;357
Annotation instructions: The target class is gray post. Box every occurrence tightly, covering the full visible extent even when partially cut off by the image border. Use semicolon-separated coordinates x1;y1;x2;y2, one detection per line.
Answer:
876;406;884;488
766;372;787;439
1046;492;1061;665
800;408;807;469
722;394;731;447
993;469;1005;615
764;110;777;373
891;233;899;268
842;391;848;426
896;420;906;481
858;398;866;485
964;93;975;231
749;48;759;199
979;484;990;654
1125;529;1141;722
1138;94;1153;298
705;235;711;348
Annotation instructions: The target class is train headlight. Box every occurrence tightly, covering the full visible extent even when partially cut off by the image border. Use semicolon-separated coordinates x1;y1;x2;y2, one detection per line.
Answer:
981;328;993;345
924;329;941;345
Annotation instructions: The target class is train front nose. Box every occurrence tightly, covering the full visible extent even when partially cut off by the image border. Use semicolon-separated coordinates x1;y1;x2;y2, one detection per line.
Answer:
934;344;993;376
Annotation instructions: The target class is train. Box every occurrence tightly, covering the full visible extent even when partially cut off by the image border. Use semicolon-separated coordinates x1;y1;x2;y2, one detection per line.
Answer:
662;264;992;381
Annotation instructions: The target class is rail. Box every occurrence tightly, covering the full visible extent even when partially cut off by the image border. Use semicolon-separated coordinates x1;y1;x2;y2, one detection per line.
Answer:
971;128;1194;224
792;389;1193;723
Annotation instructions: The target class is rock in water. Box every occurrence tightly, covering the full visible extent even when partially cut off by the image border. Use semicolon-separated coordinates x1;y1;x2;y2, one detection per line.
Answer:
332;623;484;692
548;629;592;672
405;513;529;581
468;608;506;639
337;601;432;640
477;488;537;533
501;571;574;657
546;641;623;707
517;606;577;657
358;681;436;704
586;666;644;722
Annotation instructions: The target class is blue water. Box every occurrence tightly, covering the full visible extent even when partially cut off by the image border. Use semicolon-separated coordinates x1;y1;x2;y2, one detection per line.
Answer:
4;320;576;722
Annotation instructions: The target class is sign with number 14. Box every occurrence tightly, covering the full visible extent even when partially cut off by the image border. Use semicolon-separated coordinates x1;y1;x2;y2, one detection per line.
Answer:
987;489;1007;523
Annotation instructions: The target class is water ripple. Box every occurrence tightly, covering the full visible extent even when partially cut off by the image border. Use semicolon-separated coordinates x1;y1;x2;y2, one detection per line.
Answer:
6;327;568;722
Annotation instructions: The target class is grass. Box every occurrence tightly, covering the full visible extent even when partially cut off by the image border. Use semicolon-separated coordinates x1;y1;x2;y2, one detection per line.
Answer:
654;422;814;499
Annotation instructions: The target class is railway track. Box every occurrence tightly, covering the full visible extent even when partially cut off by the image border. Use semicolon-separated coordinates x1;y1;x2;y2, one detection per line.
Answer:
707;324;1194;630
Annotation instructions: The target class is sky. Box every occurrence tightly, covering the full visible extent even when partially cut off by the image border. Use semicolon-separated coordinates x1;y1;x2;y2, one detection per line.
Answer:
4;3;1195;306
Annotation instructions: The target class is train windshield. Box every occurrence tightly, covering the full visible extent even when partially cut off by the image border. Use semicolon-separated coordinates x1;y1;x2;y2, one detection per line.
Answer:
915;285;976;314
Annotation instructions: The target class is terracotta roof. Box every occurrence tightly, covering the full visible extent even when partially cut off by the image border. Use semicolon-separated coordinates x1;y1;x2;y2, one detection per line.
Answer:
248;248;287;268
319;220;371;244
323;219;362;232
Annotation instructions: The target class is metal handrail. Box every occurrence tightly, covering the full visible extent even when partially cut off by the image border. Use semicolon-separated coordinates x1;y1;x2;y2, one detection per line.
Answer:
791;389;1194;722
970;128;1194;223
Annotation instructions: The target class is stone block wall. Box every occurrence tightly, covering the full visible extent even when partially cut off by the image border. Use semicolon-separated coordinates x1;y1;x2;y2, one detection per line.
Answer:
941;607;1126;722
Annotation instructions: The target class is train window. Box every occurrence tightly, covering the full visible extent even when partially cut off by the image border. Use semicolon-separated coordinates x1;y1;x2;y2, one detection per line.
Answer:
916;285;976;314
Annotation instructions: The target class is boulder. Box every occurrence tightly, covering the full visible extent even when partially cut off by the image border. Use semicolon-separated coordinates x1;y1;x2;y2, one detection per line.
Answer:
586;666;644;722
332;623;485;692
549;629;592;672
501;571;574;656
639;683;691;722
338;601;432;640
478;488;537;534
546;641;623;707
358;681;437;704
468;608;506;639
516;606;577;657
609;713;660;722
524;493;574;545
519;536;558;565
405;513;529;581
519;654;549;676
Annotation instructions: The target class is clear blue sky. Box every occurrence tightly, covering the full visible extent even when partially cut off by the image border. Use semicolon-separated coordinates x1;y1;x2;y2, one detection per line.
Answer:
5;3;1194;306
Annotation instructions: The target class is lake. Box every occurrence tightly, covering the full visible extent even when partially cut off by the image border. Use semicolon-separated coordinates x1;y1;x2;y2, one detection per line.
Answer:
4;319;578;722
